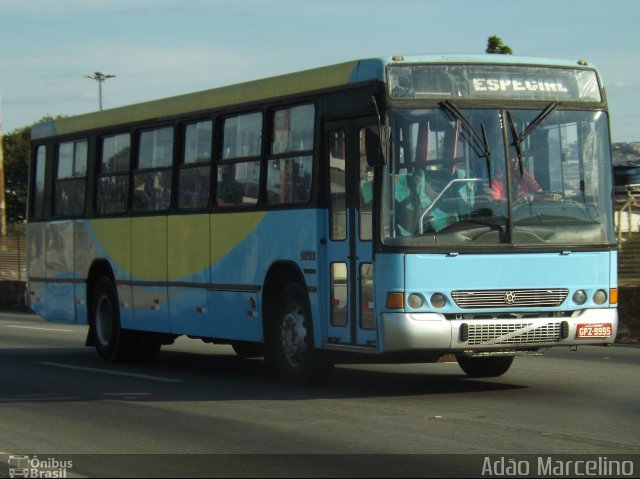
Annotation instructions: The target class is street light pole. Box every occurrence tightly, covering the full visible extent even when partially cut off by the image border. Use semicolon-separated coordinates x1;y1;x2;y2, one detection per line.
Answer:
84;72;116;111
0;86;6;236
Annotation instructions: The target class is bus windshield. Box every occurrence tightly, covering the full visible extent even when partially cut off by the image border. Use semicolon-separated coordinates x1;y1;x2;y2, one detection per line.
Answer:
381;106;614;248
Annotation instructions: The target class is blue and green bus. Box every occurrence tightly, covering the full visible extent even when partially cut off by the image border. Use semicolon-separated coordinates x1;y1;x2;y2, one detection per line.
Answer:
28;55;618;385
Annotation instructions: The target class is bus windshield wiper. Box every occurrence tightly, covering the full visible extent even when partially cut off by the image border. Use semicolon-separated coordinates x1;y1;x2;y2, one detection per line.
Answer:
440;100;492;184
507;102;560;174
506;111;523;175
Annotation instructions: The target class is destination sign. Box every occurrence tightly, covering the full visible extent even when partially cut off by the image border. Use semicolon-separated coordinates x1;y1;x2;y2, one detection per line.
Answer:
389;64;601;102
471;78;569;94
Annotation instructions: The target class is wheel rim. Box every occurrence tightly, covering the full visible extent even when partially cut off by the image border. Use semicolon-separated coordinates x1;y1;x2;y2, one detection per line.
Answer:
95;294;114;347
279;306;308;369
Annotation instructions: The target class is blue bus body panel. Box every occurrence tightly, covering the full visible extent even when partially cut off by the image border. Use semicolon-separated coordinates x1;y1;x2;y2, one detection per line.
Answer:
403;251;615;312
29;210;322;347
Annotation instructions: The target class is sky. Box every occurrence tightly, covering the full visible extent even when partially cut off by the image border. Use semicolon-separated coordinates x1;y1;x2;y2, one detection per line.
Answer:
1;0;638;142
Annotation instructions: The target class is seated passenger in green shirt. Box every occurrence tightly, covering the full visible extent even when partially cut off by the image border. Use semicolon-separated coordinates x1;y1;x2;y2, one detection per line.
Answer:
396;169;457;235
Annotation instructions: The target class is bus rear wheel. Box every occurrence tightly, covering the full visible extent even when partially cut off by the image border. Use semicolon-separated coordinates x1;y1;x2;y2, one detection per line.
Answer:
91;277;160;363
456;355;514;378
272;284;333;386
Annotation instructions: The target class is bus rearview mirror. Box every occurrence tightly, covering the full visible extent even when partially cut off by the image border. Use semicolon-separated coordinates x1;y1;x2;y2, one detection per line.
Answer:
365;127;387;167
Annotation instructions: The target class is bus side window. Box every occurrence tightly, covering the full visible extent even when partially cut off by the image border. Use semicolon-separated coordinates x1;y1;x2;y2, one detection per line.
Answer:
97;133;130;215
178;120;212;210
133;126;173;212
267;104;314;205
54;139;87;217
217;112;262;208
32;145;47;218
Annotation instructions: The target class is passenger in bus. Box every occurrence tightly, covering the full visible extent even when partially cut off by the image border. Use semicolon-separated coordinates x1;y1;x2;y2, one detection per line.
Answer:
488;156;542;202
396;169;457;235
217;179;244;206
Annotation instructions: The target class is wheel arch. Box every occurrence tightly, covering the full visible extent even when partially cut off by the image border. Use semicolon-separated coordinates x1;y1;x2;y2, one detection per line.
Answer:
261;261;309;340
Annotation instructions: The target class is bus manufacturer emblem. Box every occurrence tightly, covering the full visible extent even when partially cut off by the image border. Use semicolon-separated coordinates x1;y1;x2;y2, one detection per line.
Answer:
504;291;517;304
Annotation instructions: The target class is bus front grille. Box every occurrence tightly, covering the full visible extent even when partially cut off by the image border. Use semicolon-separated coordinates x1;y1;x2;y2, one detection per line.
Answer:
466;322;561;345
451;288;568;309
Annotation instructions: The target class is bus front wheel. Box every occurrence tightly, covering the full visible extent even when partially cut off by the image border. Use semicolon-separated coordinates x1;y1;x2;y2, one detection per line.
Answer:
456;355;514;378
272;284;333;386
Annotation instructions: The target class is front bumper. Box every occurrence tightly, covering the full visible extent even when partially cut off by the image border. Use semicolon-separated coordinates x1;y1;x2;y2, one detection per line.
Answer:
381;308;618;353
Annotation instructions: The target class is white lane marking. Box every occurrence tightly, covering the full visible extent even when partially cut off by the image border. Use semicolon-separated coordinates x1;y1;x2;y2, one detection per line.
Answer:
4;325;75;332
40;362;182;383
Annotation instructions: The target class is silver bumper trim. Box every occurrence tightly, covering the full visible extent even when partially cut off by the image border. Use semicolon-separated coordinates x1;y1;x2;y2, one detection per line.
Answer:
382;308;618;353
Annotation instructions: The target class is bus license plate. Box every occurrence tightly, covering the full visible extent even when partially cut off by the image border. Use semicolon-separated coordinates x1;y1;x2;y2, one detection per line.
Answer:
576;323;613;338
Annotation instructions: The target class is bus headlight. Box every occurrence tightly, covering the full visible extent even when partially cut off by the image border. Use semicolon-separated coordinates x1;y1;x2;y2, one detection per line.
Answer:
407;293;424;309
430;293;446;309
572;290;587;305
593;290;607;305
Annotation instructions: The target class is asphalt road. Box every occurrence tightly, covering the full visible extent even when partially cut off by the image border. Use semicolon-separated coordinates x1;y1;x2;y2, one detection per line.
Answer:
0;313;639;477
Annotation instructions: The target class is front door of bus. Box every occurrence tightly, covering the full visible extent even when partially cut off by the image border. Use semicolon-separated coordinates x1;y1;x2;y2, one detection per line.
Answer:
325;119;377;348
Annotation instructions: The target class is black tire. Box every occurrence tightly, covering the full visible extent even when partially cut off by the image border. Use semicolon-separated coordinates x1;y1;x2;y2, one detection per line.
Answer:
136;332;162;363
456;355;514;378
232;342;265;358
271;284;333;386
91;277;141;363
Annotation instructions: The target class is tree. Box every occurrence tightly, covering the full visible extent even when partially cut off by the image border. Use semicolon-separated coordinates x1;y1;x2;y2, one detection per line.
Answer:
2;125;30;227
486;35;513;55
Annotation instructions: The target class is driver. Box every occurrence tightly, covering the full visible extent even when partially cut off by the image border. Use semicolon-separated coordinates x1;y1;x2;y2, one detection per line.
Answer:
397;169;457;235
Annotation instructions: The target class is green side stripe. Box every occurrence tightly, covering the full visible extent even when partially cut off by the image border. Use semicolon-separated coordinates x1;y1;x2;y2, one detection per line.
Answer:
89;212;266;281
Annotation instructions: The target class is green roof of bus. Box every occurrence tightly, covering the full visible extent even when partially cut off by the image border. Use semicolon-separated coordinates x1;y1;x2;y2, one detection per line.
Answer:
31;54;595;140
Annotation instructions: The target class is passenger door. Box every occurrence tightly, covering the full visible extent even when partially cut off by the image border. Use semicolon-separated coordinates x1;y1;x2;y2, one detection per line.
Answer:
324;119;377;349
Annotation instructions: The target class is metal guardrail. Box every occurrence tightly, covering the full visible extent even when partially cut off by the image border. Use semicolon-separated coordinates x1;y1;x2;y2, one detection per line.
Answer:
614;184;640;286
0;234;27;281
616;183;640;245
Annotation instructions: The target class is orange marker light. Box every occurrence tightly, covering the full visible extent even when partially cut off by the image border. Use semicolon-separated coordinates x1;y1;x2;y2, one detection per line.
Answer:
386;292;404;309
609;288;618;305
